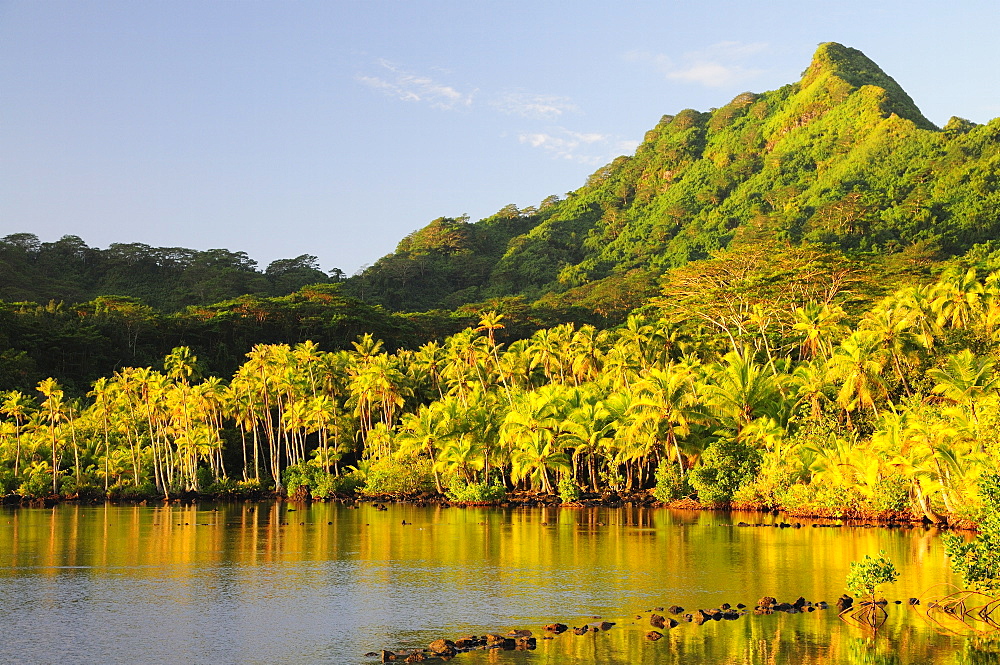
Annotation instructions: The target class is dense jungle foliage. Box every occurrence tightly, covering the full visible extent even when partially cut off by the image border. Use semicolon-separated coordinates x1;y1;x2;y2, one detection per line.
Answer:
3;250;1000;528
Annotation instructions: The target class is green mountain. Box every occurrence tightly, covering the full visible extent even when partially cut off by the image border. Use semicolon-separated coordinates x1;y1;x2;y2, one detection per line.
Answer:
347;42;1000;313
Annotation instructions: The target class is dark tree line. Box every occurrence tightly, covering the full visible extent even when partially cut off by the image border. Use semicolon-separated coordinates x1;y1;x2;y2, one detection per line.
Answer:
0;233;334;311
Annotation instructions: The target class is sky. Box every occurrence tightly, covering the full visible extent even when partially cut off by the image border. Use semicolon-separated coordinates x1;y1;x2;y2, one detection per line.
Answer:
2;1;999;276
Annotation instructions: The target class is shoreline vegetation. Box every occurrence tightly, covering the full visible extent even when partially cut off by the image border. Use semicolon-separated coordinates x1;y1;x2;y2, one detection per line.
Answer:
4;258;1000;533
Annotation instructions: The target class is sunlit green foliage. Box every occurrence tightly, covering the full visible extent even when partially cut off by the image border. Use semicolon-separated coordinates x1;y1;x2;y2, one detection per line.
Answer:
846;551;899;597
446;478;506;503
943;474;1000;593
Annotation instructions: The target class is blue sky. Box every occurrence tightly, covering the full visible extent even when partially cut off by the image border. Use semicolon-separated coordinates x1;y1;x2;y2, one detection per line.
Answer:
2;1;998;276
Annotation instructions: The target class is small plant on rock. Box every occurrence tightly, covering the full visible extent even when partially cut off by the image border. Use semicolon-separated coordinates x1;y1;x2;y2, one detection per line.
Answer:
843;550;898;631
847;551;899;598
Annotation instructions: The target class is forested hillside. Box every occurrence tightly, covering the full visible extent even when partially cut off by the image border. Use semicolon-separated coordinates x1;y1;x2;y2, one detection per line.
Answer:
348;43;1000;310
0;233;334;311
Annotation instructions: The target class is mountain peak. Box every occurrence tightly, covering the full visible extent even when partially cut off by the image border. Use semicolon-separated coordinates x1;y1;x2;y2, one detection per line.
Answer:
802;42;935;129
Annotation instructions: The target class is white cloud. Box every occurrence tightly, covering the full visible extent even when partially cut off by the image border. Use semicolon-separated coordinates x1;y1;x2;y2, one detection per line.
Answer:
628;41;768;88
492;91;579;119
616;139;642;153
357;59;474;110
518;128;636;165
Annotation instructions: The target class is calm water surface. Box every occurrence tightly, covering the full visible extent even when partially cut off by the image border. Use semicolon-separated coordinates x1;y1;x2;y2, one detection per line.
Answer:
0;503;997;664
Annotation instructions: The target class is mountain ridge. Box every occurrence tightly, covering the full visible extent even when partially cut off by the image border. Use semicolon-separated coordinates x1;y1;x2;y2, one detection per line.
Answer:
347;42;999;314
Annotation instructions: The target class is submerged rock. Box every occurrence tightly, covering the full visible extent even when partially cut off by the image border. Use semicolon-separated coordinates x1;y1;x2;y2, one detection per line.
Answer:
427;639;456;656
646;630;663;641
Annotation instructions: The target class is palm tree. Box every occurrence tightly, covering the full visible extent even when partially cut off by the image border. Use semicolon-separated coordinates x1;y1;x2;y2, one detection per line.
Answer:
87;378;114;491
567;325;607;385
395;403;452;492
928;349;998;440
631;366;706;476
791;302;846;362
702;349;784;434
1;390;33;477
561;391;615;491
861;302;919;396
475;311;512;398
164;346;200;385
475;311;505;347
36;378;66;494
827;331;887;429
502;388;570;493
930;267;984;331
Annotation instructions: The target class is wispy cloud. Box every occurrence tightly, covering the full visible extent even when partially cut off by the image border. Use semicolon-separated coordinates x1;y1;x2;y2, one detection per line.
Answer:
357;59;474;110
357;58;635;164
628;41;768;87
518;128;637;165
492;91;579;119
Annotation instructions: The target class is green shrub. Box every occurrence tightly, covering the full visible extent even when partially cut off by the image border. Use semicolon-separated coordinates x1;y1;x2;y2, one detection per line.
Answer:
0;467;18;495
282;462;314;494
652;460;692;502
868;474;911;514
362;456;436;495
558;476;583;503
943;473;1000;593
196;466;214;491
282;462;363;498
312;472;363;498
732;461;796;507
447;478;506;503
777;481;864;517
107;480;157;501
599;466;625;492
689;437;762;505
18;465;54;498
203;476;240;496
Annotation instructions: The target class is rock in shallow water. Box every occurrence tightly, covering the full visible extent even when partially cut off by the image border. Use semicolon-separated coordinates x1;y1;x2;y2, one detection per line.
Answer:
427;639;455;656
